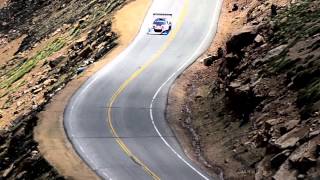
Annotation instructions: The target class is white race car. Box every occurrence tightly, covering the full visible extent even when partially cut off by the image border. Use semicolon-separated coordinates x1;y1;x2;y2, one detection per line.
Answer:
148;13;172;35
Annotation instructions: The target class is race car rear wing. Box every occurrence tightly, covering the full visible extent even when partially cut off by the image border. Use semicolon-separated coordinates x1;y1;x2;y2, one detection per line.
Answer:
152;13;173;21
153;13;173;17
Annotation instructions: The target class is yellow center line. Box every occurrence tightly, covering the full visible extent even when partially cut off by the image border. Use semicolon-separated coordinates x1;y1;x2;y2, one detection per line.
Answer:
107;0;190;179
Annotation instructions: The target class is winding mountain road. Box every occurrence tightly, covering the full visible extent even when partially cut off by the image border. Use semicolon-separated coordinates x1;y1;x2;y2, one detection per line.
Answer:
64;0;222;179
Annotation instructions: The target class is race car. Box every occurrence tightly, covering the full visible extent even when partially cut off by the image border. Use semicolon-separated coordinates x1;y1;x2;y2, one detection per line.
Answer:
148;13;172;35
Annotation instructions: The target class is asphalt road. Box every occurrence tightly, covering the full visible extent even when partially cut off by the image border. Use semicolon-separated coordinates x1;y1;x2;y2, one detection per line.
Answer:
64;0;223;179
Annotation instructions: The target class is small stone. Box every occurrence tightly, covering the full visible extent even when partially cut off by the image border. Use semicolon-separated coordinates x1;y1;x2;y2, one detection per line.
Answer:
232;3;239;11
32;87;43;94
297;174;305;179
32;105;38;110
280;17;288;24
203;55;219;66
254;34;265;44
43;79;56;86
16;101;23;107
77;67;87;74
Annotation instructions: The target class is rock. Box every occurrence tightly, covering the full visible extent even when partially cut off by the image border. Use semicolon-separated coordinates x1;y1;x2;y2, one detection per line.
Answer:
255;157;274;180
274;127;309;149
283;120;300;132
31;85;43;94
265;118;282;129
229;81;241;89
2;163;14;178
203;55;219;66
254;34;265;44
16;171;27;179
270;150;291;168
309;130;320;138
289;136;320;172
94;43;113;60
79;46;92;58
225;53;241;70
16;101;24;107
252;44;288;66
280;17;288;24
226;26;257;54
217;47;224;58
77;67;87;74
232;3;239;11
43;79;56;86
271;4;277;17
316;144;320;156
31;150;40;159
273;161;297;180
297;174;305;179
48;56;64;68
32;87;43;94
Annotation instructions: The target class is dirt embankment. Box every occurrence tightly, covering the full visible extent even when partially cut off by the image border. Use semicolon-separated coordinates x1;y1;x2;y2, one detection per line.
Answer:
35;0;150;179
168;0;320;179
0;0;146;179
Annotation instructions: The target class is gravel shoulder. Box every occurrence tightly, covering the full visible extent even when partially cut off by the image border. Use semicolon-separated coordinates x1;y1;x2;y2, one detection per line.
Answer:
34;0;151;179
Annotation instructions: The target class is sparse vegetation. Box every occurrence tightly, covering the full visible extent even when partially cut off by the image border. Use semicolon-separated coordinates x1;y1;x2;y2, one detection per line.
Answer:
0;38;65;89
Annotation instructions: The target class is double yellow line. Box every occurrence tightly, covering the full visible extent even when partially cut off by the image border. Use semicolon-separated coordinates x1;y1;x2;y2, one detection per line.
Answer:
107;0;190;179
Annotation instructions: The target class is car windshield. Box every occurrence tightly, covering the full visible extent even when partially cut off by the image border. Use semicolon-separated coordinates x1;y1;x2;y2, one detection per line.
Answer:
154;18;166;26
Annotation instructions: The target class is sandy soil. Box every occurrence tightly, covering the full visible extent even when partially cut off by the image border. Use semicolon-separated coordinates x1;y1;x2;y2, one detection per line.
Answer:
34;0;151;179
0;0;7;8
0;35;25;66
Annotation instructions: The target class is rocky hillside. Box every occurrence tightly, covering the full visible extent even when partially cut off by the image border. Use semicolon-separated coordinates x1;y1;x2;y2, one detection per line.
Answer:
0;0;126;179
168;0;320;179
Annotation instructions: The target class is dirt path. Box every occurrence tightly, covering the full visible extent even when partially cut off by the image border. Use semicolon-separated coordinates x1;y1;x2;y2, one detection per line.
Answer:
34;0;151;179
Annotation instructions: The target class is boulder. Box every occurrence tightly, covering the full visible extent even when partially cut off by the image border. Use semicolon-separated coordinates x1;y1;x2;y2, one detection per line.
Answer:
288;136;320;172
225;53;241;70
270;149;291;168
273;160;297;180
255;157;274;180
226;26;257;54
283;120;300;132
265;118;282;130
252;44;288;67
274;127;309;149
